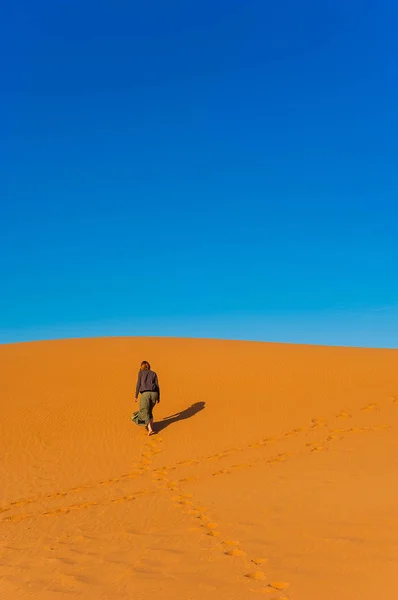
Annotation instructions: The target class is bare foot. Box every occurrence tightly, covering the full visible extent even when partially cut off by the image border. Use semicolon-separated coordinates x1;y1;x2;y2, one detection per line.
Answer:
148;430;155;436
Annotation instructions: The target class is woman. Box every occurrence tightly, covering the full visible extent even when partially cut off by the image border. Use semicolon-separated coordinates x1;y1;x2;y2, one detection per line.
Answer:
131;361;160;436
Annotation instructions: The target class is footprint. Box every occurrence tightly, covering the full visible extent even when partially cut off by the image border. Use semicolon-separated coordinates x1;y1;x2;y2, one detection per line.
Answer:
197;514;211;523
153;469;168;478
252;558;269;565
277;453;289;460
11;499;34;507
336;411;351;418
207;530;220;537
371;424;391;432
269;582;289;591
172;494;192;502
204;522;218;530
361;403;379;411
111;495;134;504
5;514;29;523
283;430;296;437
174;499;192;507
43;507;71;516
225;548;246;557
246;571;266;581
207;454;224;461
223;540;240;547
267;457;281;464
311;418;326;428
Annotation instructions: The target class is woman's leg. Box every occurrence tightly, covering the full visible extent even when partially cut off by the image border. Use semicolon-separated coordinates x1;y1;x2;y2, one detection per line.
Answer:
132;392;151;428
147;393;158;435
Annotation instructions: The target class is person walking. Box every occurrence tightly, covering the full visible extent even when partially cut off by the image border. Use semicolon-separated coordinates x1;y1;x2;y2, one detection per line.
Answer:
131;361;160;435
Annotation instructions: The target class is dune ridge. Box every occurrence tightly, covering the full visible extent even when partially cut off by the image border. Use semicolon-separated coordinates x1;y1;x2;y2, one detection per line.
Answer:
1;337;398;599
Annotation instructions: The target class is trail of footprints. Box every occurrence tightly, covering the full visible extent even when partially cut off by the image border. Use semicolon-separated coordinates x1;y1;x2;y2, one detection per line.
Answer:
2;394;396;599
1;396;396;524
147;395;395;597
0;434;164;523
152;459;290;597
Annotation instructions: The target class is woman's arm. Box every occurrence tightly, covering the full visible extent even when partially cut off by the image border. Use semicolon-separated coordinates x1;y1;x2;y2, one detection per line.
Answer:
135;371;142;400
155;373;160;402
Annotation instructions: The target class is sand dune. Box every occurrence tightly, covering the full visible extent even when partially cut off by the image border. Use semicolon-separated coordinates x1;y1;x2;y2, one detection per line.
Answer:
1;337;398;599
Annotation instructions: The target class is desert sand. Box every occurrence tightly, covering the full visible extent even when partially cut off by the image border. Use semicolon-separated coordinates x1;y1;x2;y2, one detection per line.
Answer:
1;337;398;600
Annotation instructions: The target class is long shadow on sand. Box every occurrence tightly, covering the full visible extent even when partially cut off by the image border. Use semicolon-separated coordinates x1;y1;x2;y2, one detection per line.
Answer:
156;402;205;433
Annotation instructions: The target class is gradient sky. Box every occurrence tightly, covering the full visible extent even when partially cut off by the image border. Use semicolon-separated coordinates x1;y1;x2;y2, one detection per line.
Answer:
1;1;398;347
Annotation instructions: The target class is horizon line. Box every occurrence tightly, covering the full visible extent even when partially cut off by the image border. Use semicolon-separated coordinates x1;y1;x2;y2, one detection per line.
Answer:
1;334;397;351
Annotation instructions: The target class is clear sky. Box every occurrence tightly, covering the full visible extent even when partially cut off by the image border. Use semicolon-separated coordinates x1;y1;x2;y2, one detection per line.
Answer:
1;1;398;347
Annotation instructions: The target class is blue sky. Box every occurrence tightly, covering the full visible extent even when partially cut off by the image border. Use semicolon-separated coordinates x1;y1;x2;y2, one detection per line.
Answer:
1;0;398;347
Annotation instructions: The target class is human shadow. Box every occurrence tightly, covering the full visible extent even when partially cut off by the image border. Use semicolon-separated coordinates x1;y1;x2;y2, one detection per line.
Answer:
155;401;206;433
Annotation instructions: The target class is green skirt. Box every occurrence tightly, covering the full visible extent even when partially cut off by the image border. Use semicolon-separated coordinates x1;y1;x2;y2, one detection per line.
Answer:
131;391;158;426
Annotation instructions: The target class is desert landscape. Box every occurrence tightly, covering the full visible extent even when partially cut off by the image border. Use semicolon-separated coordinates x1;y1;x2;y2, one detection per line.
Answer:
1;336;398;600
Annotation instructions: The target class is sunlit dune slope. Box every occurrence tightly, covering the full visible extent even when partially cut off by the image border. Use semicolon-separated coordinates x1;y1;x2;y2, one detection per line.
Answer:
1;337;398;600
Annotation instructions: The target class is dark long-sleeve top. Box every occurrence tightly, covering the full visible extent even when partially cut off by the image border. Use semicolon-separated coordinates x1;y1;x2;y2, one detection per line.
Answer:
135;369;160;399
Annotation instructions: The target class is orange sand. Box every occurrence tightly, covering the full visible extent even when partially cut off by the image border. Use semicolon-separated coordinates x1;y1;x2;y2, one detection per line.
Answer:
1;337;398;600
